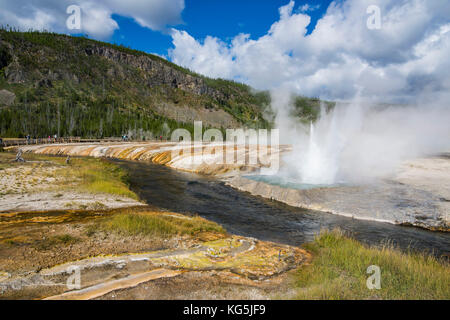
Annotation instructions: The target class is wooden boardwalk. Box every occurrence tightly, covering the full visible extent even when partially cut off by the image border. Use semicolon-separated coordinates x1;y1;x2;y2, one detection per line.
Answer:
0;137;124;148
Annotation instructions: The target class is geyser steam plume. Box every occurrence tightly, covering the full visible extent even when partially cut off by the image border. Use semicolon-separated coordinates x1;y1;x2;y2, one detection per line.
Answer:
273;93;450;185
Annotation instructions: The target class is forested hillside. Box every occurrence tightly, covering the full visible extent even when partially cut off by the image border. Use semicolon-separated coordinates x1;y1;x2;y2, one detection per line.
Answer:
0;29;273;139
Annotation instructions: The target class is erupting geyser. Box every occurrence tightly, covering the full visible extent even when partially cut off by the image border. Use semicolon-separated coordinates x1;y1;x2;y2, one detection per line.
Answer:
271;95;450;187
280;101;364;186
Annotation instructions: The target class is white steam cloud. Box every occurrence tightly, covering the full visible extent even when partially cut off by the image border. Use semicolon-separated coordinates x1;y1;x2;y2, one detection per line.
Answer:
275;94;450;184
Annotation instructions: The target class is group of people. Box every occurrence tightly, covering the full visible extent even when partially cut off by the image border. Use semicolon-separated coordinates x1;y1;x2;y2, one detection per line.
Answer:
0;135;168;145
22;134;59;144
121;135;165;141
47;134;58;142
0;135;65;148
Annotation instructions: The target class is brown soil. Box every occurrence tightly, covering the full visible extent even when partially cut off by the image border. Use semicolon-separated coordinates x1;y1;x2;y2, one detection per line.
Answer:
0;207;193;275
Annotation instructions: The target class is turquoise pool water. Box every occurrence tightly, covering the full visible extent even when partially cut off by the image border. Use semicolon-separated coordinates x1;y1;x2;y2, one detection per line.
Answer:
242;175;347;190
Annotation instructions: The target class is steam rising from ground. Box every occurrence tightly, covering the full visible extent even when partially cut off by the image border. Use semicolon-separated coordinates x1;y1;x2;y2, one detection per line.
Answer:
274;93;450;184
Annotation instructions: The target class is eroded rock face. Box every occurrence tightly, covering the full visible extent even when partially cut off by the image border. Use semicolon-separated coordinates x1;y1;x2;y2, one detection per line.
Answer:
3;58;26;84
0;89;15;106
153;103;239;128
0;43;12;70
84;45;223;99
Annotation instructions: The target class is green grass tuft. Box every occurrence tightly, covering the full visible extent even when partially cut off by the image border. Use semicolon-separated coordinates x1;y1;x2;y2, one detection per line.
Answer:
58;157;139;200
35;234;79;250
293;229;450;300
98;212;225;238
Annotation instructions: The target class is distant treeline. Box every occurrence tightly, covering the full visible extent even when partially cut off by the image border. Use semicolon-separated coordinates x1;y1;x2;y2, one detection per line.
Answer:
0;97;197;139
0;94;333;139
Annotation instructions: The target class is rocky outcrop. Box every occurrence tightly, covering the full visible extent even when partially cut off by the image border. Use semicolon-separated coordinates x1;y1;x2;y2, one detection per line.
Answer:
84;45;217;96
152;102;239;128
0;42;12;70
0;89;15;106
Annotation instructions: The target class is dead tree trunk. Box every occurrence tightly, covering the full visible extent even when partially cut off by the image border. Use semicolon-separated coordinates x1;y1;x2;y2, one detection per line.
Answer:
14;149;25;162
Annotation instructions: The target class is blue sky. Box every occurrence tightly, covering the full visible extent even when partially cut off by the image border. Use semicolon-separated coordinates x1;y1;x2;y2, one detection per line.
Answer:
110;0;334;57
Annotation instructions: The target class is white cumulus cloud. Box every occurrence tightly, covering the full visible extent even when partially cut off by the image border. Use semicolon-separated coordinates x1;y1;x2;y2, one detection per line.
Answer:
298;3;320;13
169;0;450;103
0;0;185;39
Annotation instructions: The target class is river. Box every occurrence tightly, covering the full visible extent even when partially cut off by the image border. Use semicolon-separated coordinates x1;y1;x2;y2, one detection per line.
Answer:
120;160;450;256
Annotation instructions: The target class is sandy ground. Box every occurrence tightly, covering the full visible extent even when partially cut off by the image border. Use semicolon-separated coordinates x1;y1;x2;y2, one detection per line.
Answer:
395;154;450;224
0;164;61;194
0;158;145;213
0;191;144;213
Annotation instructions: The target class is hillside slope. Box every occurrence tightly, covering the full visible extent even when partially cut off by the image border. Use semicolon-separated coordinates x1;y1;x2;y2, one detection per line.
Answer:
0;30;272;138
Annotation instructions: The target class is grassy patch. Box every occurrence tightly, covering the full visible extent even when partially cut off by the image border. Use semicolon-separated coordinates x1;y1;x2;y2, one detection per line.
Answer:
35;234;79;250
53;234;79;244
95;211;226;238
57;158;138;200
0;152;14;169
293;229;450;300
3;239;17;246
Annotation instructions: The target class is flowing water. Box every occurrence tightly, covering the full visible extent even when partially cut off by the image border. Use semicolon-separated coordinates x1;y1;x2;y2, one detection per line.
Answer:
121;161;450;256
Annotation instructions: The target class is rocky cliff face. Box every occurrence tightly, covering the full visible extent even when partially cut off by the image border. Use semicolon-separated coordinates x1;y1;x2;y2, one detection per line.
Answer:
0;89;15;106
0;36;230;101
83;45;218;98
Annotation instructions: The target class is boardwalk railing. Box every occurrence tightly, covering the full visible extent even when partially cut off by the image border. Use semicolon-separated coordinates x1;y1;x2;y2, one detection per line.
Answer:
0;137;124;148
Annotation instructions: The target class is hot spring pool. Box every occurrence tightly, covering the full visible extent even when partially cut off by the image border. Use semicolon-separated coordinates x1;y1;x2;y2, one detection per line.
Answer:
242;175;347;190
